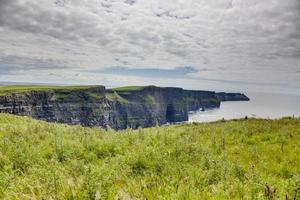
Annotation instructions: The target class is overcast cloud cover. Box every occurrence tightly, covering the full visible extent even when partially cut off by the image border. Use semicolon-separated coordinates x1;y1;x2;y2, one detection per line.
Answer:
0;0;299;94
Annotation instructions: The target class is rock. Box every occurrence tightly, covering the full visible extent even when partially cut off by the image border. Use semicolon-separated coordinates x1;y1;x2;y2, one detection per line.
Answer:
216;92;250;101
0;85;249;130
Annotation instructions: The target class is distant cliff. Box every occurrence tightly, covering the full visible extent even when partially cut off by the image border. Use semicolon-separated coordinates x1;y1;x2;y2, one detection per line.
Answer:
216;92;250;101
0;85;249;129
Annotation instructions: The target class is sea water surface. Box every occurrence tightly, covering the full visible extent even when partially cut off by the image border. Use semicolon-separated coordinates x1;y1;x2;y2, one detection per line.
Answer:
189;92;300;122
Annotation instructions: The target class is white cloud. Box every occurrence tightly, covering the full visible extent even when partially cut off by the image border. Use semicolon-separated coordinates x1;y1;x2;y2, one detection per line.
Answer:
0;0;299;93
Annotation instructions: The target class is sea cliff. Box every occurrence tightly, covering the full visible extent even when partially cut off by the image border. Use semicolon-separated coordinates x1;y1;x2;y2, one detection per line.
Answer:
0;85;249;129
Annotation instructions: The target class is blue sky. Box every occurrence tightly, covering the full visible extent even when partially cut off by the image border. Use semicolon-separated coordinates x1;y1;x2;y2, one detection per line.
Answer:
0;0;299;94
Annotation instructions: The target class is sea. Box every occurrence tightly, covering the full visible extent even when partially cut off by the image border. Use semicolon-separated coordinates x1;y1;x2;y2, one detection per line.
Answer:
189;92;300;122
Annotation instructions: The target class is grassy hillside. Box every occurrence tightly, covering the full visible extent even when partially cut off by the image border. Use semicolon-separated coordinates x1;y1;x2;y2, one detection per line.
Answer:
0;114;299;199
0;85;101;96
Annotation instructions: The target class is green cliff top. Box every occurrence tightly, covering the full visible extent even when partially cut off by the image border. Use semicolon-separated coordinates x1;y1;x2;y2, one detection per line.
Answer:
111;86;147;92
105;91;130;103
0;114;299;199
0;85;103;96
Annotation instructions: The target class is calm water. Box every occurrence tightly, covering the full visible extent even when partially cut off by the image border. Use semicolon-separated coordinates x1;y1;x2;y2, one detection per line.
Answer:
189;92;300;122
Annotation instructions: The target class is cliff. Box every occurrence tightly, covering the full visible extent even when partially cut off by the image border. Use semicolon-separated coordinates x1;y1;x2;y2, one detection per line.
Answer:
0;85;249;129
107;86;189;129
183;90;220;111
0;86;111;127
216;92;250;101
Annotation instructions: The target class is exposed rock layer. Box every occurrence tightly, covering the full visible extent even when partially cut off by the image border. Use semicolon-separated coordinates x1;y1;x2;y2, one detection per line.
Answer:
0;86;249;129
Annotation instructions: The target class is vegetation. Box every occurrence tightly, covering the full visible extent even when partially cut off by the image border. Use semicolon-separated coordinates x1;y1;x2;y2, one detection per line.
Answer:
111;86;146;92
105;92;130;104
0;114;299;199
0;85;101;96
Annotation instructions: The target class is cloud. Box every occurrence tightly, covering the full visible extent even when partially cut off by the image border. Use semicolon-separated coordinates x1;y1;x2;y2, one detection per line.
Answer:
0;0;299;94
0;55;69;76
124;0;137;6
95;66;198;78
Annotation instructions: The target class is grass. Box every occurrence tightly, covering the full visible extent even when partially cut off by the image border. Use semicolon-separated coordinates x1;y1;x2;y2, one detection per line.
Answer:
111;86;146;92
105;92;130;104
0;85;101;96
0;114;299;199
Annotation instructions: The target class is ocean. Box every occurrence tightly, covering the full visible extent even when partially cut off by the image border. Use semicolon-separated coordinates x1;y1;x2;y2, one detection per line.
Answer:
189;92;300;122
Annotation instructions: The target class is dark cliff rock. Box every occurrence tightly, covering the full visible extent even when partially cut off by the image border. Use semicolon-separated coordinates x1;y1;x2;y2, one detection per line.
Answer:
183;90;220;111
216;92;250;101
0;85;249;129
0;86;111;127
106;86;189;129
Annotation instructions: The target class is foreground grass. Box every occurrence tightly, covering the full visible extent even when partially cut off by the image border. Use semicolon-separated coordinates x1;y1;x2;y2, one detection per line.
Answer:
0;114;299;199
0;85;100;96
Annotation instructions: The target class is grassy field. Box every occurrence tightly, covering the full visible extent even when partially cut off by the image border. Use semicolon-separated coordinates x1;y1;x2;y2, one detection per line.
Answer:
0;114;299;199
0;85;101;96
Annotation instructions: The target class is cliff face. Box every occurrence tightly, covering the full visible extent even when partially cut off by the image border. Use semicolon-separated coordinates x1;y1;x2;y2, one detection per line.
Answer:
0;86;111;127
216;92;250;101
106;86;189;129
0;85;249;129
183;90;220;111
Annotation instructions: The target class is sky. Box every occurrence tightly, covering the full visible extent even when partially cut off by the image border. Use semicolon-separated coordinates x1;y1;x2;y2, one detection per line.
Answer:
0;0;299;94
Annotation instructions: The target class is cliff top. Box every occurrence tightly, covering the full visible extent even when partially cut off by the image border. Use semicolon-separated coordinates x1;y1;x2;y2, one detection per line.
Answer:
0;85;104;96
111;85;184;92
111;86;147;92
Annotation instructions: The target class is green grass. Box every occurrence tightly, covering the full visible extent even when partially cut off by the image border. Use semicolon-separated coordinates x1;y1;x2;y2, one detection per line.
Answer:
0;85;101;96
111;86;146;92
0;114;299;199
105;92;130;104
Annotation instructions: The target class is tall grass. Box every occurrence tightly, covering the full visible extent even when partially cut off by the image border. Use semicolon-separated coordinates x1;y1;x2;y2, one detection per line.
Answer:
0;114;299;199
